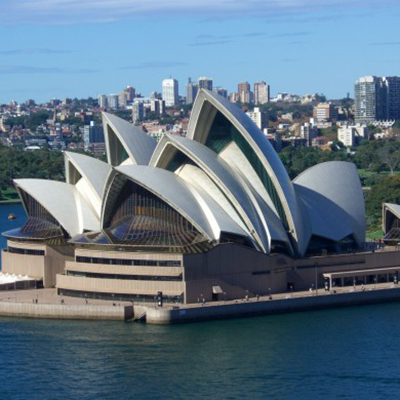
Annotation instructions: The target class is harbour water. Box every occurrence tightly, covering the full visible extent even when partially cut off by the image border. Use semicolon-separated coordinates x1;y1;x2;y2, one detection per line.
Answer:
1;305;400;399
0;203;26;268
1;204;400;399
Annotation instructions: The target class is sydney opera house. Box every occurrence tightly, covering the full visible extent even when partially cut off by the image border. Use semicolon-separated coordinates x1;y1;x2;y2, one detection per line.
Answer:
3;90;399;304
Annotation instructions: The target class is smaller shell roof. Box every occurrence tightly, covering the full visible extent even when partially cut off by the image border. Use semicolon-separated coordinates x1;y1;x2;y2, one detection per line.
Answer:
383;203;400;219
295;185;353;242
111;165;248;242
294;161;366;245
15;179;99;237
65;151;112;199
382;203;400;234
102;112;156;165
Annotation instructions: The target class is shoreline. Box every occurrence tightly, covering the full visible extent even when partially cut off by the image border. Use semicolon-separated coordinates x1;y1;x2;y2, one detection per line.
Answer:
0;199;21;205
1;284;400;324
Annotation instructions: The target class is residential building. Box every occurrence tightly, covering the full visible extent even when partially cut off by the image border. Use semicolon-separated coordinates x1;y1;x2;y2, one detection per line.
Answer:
338;125;368;147
300;123;319;146
355;76;400;124
238;82;252;103
150;99;166;115
312;136;330;148
125;86;136;102
213;87;228;98
162;78;179;107
98;95;108;109
313;102;338;122
254;81;270;105
119;91;129;108
246;107;268;130
107;95;119;110
83;121;105;154
132;101;145;122
384;77;400;120
355;76;380;124
150;91;161;100
186;78;199;105
229;92;239;103
198;77;213;91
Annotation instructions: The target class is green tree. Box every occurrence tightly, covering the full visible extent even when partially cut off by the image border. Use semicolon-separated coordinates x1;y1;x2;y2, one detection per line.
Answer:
365;175;400;230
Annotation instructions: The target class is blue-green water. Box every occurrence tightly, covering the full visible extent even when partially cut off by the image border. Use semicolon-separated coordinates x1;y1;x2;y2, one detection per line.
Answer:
0;203;26;268
1;205;400;399
1;306;400;399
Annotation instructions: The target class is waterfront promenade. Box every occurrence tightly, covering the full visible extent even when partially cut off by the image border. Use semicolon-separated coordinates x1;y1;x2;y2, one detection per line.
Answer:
1;282;400;323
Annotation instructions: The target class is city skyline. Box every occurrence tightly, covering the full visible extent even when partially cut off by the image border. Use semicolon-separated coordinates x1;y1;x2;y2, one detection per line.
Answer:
1;0;400;102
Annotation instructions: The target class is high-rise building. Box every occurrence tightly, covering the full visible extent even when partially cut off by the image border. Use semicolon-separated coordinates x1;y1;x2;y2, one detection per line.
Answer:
125;86;136;102
300;123;319;147
132;101;145;122
84;121;105;154
254;81;270;105
107;94;119;110
384;77;400;120
229;92;239;103
150;99;166;115
355;76;380;124
162;78;179;107
119;91;129;108
150;91;161;100
186;78;199;105
98;95;108;109
355;76;400;124
198;77;213;91
213;87;228;98
238;82;252;104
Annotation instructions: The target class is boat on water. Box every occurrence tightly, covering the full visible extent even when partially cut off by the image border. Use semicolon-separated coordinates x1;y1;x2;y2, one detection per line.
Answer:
8;214;17;220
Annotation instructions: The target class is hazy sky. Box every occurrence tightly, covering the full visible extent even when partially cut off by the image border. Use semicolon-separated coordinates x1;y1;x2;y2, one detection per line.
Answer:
1;0;400;103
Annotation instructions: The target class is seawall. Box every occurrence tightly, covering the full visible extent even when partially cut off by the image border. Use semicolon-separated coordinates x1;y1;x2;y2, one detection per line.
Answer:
0;302;133;321
143;287;400;324
2;287;400;323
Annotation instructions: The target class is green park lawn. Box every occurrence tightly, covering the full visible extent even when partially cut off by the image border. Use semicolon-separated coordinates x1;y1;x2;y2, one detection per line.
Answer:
0;187;20;202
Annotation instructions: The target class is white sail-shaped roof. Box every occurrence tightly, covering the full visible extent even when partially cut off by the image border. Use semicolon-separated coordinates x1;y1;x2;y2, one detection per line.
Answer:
102;165;248;242
102;112;156;166
382;203;400;234
65;151;112;217
15;179;99;237
293;161;366;246
187;89;311;255
151;134;290;253
65;151;111;198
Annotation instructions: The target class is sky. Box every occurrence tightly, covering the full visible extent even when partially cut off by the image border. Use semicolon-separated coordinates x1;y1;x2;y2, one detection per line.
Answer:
1;0;400;103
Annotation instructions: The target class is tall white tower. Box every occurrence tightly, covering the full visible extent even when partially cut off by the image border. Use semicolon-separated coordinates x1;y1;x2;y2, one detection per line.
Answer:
162;78;179;107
